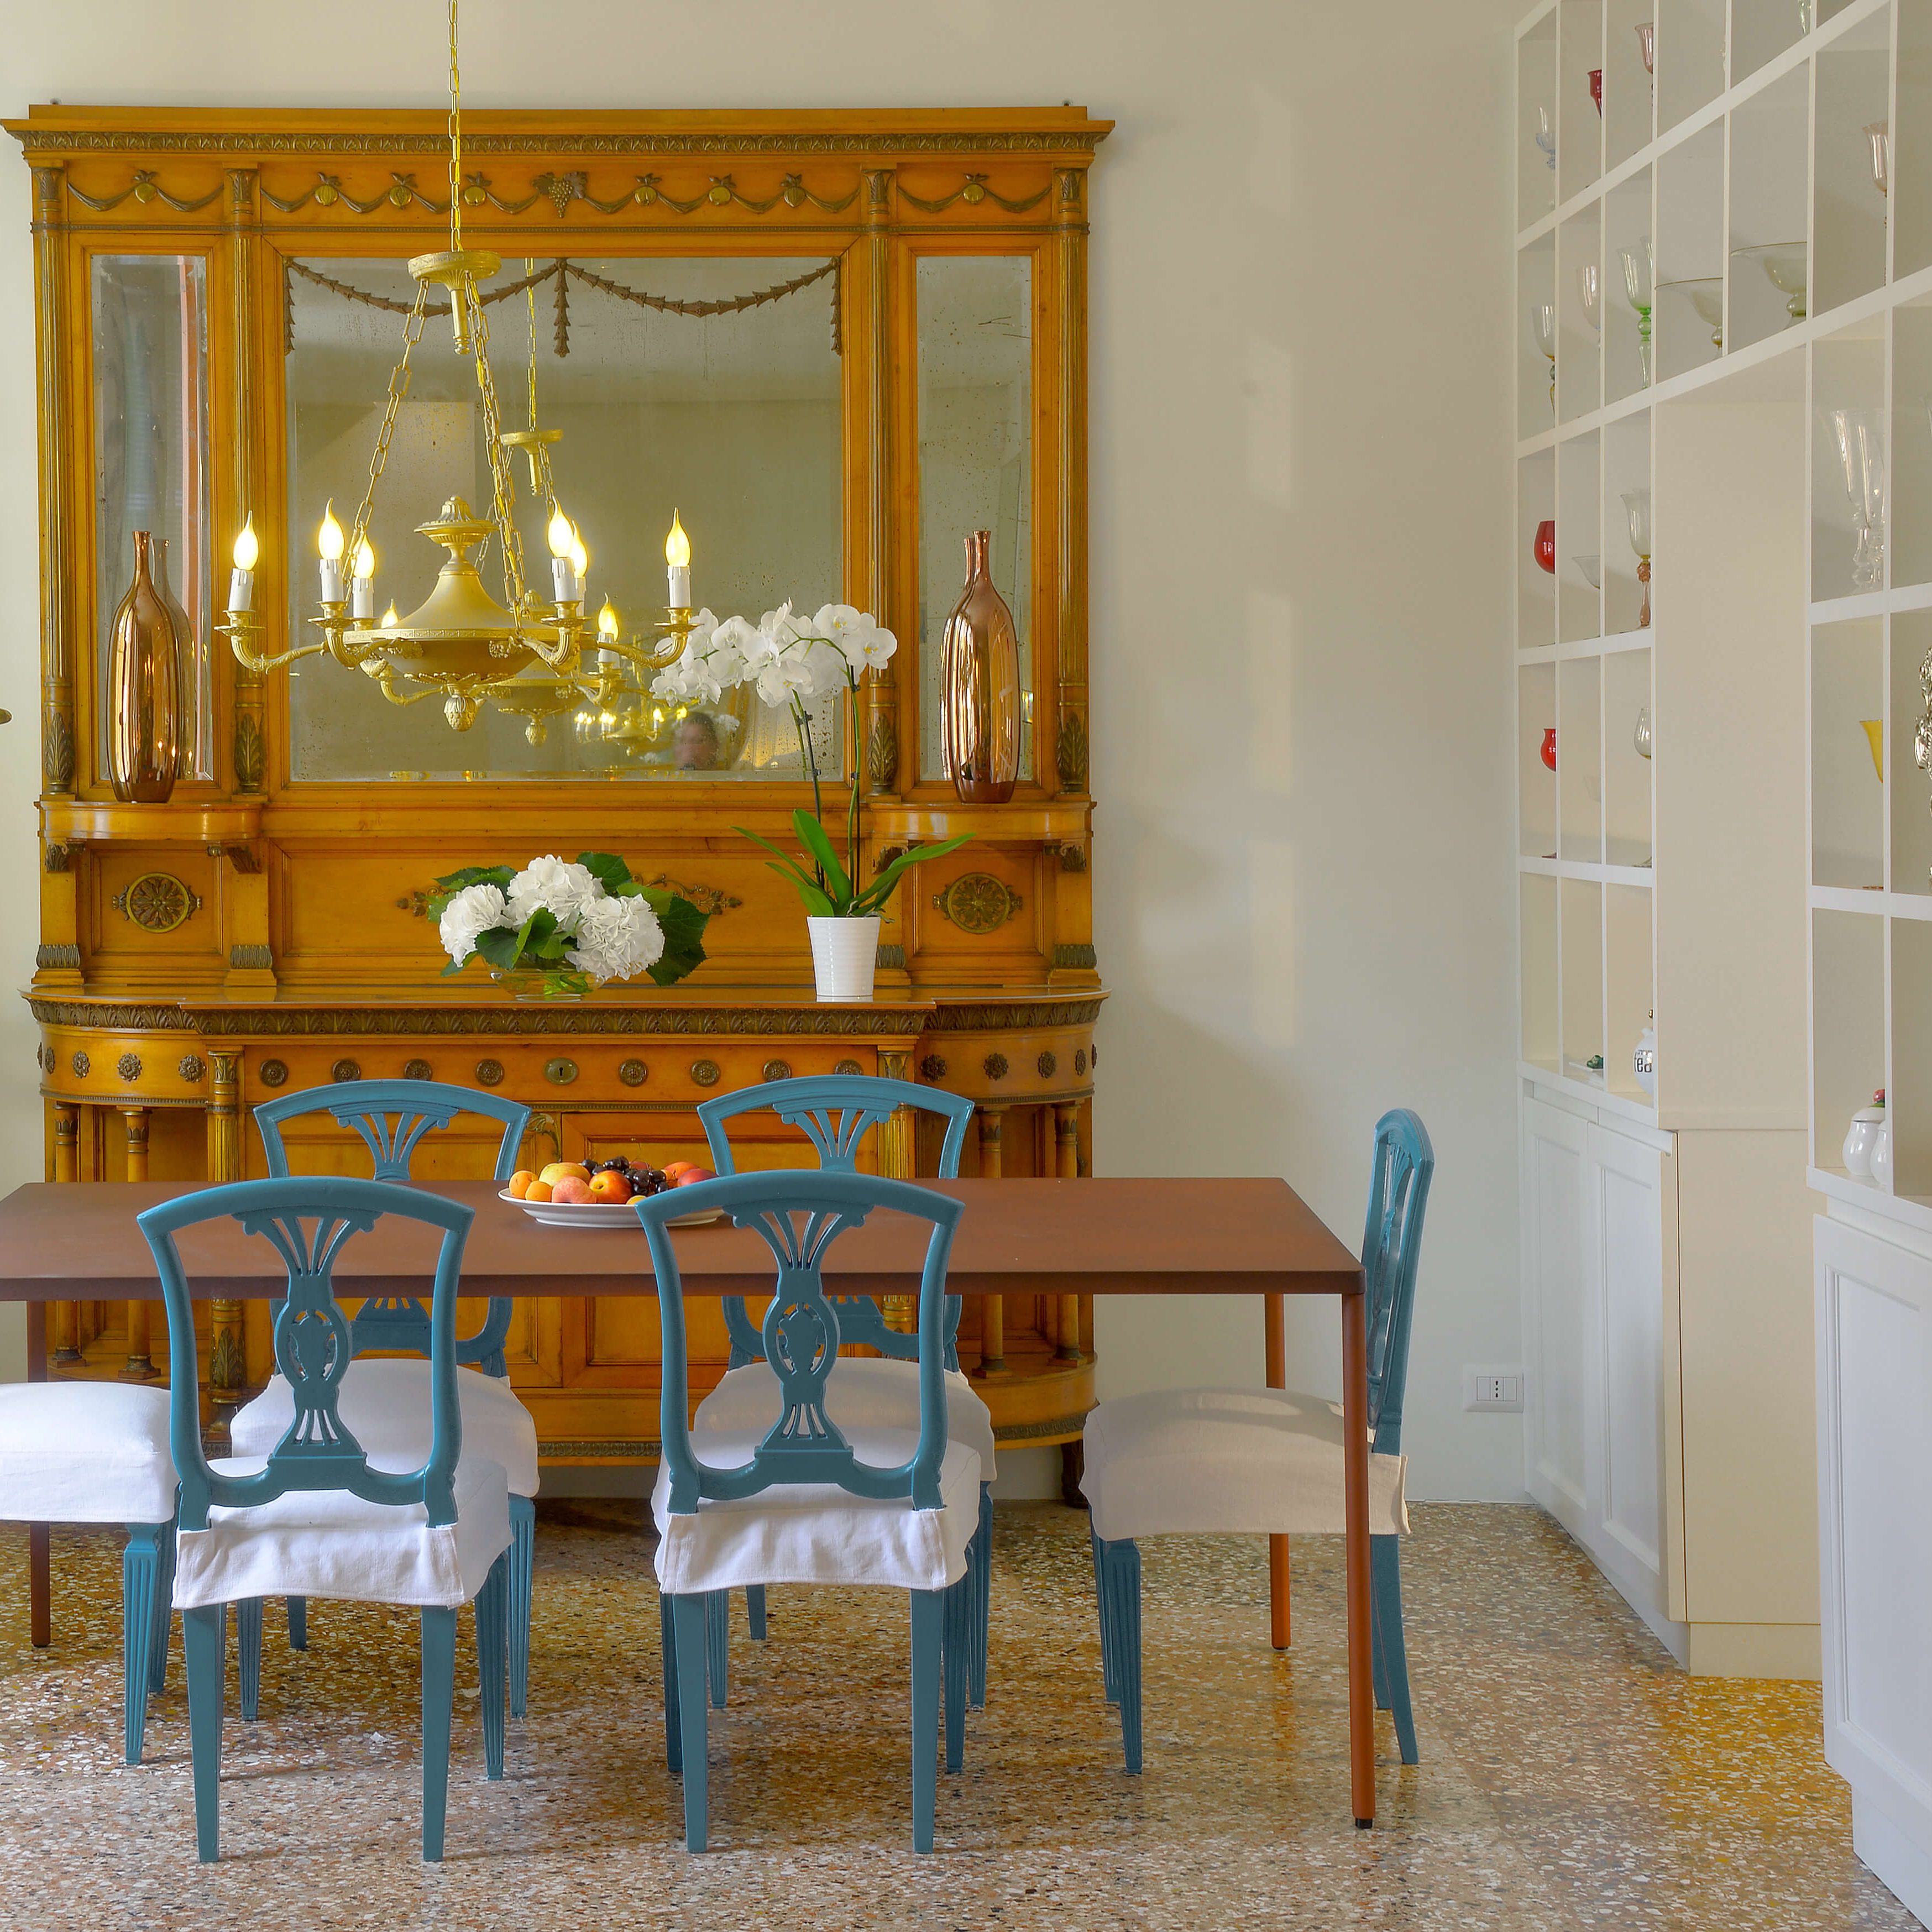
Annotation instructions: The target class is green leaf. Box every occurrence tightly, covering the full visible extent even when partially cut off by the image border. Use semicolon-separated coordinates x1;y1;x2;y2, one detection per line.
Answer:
472;924;522;969
734;825;830;899
439;958;469;977
636;889;711;986
425;863;515;919
575;851;633;897
791;809;854;905
763;861;835;919
850;832;974;915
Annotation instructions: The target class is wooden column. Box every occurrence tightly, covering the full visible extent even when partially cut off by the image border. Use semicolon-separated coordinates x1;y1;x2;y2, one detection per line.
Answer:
973;1108;1007;1378
30;164;75;805
49;1103;79;1363
205;1051;245;1425
1053;1103;1082;1362
1266;1292;1291;1649
119;1109;154;1378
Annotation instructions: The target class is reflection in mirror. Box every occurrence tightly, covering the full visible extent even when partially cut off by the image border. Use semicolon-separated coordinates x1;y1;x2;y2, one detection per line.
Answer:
918;254;1033;782
284;255;844;782
93;255;212;781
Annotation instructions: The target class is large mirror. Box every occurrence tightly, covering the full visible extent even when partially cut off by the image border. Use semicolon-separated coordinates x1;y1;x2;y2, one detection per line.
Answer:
283;254;844;782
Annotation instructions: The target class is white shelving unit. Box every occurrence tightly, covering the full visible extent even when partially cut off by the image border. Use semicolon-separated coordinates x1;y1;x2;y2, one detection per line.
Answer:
1522;0;1932;1918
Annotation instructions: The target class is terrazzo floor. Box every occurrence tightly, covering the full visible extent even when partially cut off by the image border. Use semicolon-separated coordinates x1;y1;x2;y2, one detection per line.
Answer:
0;1500;1905;1931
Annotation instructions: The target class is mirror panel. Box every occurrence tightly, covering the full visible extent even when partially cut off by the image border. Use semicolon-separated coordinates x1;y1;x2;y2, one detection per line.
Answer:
283;253;844;782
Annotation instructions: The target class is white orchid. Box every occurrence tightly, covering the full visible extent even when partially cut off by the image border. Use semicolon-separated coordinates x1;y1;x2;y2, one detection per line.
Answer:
754;651;818;709
437;882;510;966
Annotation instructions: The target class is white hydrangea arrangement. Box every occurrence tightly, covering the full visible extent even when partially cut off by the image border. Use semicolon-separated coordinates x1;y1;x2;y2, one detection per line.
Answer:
652;601;967;917
430;852;709;997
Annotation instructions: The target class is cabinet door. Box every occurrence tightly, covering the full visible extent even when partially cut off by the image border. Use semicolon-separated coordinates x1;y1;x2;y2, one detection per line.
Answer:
1585;1120;1669;1619
1523;1098;1591;1520
1815;1217;1932;1821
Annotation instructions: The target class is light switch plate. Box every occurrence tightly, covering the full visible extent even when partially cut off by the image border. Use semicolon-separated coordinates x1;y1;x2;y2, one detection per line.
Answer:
1463;1365;1526;1412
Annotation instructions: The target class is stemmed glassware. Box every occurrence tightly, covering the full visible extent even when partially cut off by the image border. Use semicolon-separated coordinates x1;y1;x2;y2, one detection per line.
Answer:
1660;278;1723;350
1532;303;1557;414
1535;104;1556;172
1735;243;1807;322
1830;407;1886;593
1620;239;1654;384
1577;263;1602;339
1635;23;1655;76
1622;488;1652;628
1866;122;1891;200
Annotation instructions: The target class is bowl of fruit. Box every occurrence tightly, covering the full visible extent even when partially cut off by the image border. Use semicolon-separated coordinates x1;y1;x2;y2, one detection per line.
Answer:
501;1157;722;1229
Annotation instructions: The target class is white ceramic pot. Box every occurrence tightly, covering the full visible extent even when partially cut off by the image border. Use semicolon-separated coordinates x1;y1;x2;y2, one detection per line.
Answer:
1871;1112;1894;1191
1844;1107;1886;1180
1632;1024;1657;1099
808;914;880;1002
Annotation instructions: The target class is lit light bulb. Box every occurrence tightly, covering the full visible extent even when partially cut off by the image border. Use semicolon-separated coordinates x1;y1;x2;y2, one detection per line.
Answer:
380;601;399;628
349;537;376;620
352;539;374;579
665;509;692;608
546;506;574;559
228;514;259;612
597;598;619;641
317;500;346;602
568;530;588;577
547;507;583;603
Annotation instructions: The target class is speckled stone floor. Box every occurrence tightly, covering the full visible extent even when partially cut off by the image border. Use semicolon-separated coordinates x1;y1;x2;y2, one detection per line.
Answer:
0;1501;1906;1930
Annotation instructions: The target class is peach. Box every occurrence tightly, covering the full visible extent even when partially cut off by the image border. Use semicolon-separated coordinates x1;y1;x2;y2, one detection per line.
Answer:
587;1169;633;1204
661;1160;695;1180
507;1170;537;1200
673;1166;715;1187
523;1179;553;1203
540;1161;590;1187
551;1175;594;1205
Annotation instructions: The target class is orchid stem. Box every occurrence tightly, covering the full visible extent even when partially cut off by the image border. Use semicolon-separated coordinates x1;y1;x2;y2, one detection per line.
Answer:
794;700;828;897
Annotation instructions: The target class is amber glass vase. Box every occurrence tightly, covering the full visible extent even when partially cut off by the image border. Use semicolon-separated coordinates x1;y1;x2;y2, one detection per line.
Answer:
939;529;1020;804
152;536;199;781
105;530;182;803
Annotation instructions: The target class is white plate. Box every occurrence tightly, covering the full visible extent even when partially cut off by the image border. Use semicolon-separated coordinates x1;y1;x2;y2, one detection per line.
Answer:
498;1189;724;1231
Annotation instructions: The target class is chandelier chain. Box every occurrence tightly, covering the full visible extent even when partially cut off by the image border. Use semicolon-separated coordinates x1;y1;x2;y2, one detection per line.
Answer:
344;279;431;573
447;0;464;255
468;279;531;622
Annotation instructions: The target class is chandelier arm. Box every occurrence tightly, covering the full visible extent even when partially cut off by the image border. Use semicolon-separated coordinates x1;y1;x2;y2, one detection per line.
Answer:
218;620;331;677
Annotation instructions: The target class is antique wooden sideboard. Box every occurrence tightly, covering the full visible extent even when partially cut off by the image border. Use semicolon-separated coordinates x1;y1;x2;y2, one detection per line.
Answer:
10;102;1109;1469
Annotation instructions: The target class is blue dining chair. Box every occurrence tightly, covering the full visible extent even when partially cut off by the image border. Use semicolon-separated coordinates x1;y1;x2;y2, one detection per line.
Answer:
138;1177;513;1862
236;1080;539;1717
1080;1109;1435;1770
694;1075;992;1708
640;1169;981;1854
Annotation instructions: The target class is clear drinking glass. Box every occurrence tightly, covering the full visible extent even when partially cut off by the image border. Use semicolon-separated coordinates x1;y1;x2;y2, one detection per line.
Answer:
1830;408;1886;592
1531;302;1557;413
1574;554;1601;589
1535;104;1556;172
1866;122;1891;199
1577;262;1601;337
1620;240;1654;384
1635;22;1655;75
1660;277;1723;350
1735;242;1807;322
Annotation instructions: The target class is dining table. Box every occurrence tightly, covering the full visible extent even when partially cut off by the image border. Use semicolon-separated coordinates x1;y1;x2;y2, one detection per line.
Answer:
0;1173;1379;1824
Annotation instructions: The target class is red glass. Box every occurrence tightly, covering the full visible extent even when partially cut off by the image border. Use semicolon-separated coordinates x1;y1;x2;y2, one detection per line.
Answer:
1589;69;1604;114
1533;520;1557;573
1541;727;1557;772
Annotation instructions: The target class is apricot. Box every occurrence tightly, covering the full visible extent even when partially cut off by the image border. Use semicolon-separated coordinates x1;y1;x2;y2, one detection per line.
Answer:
552;1175;594;1205
540;1161;590;1187
587;1169;633;1204
507;1170;537;1200
661;1160;695;1180
523;1179;553;1203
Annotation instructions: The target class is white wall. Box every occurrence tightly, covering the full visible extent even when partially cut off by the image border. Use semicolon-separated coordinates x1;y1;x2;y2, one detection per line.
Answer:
0;0;1528;1499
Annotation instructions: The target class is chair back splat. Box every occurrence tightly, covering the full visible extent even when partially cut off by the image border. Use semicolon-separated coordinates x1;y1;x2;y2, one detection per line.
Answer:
638;1169;962;1515
137;1177;474;1532
697;1075;975;1371
1360;1108;1436;1458
253;1080;530;1376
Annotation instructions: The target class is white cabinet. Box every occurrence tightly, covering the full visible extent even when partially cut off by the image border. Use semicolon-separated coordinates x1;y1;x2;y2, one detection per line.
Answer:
1816;1213;1932;1928
1523;1091;1681;1657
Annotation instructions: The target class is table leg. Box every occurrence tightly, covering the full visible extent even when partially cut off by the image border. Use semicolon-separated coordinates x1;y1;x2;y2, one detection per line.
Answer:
1265;1292;1290;1650
973;1109;1007;1379
1053;1104;1082;1361
206;1050;247;1436
50;1106;79;1364
1341;1290;1374;1828
120;1109;155;1379
27;1302;48;1648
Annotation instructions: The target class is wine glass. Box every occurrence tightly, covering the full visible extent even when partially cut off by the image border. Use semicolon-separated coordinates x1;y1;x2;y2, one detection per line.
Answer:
1577;262;1602;338
1633;706;1652;760
1635;23;1655;76
1830;407;1886;592
1866;122;1890;199
1620;239;1654;383
1531;302;1557;414
1574;554;1602;589
1535;104;1557;172
1622;488;1652;628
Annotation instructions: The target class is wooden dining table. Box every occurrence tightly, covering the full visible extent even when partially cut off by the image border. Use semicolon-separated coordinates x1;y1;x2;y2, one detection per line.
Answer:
0;1174;1381;1824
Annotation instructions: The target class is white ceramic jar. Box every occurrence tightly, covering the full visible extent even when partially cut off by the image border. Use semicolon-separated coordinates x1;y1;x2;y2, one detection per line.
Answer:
1871;1109;1894;1191
1844;1105;1886;1180
1633;1021;1657;1099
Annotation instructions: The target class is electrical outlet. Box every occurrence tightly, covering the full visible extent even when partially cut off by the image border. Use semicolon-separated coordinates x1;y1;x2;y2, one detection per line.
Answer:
1463;1365;1526;1413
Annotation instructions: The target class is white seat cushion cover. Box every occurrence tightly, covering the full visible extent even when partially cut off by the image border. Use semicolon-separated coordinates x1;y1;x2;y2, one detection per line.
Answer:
1081;1386;1408;1543
693;1357;996;1477
228;1358;539;1496
653;1426;981;1596
171;1452;511;1611
0;1383;176;1525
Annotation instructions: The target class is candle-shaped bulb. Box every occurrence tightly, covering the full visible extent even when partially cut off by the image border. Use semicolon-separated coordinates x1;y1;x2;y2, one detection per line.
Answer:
349;537;377;620
352;538;374;580
665;509;692;609
317;501;344;562
380;601;399;628
546;506;574;559
568;530;588;577
597;597;619;641
665;511;690;569
233;515;259;573
228;514;259;612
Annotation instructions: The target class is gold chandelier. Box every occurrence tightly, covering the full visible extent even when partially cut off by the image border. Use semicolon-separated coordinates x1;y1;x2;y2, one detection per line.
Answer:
216;0;693;735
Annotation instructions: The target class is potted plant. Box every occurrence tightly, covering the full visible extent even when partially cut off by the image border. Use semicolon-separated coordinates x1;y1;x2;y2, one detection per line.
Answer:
653;602;968;999
429;851;709;999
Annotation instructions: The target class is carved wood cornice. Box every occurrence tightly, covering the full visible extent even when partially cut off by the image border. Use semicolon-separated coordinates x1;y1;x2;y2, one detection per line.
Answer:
10;128;1107;159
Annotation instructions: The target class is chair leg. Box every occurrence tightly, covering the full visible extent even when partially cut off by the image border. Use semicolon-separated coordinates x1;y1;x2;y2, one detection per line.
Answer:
234;1598;263;1721
1371;1535;1419;1766
286;1594;307;1651
745;1583;767;1641
705;1590;730;1708
420;1605;458;1862
477;1554;507;1781
507;1494;534;1720
660;1592;682;1776
942;1574;967;1774
909;1589;943;1854
669;1594;711;1851
121;1523;161;1765
1091;1527;1118;1705
1098;1538;1143;1774
150;1516;175;1695
182;1604;225;1863
972;1485;992;1709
